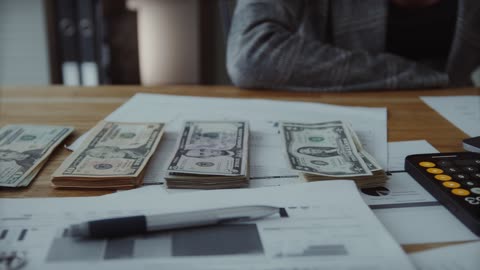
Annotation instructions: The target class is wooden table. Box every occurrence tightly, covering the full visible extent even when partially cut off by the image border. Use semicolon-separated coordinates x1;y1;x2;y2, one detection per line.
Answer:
1;85;479;253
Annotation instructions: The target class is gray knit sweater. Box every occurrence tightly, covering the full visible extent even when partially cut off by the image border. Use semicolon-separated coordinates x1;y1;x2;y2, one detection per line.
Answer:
227;0;480;91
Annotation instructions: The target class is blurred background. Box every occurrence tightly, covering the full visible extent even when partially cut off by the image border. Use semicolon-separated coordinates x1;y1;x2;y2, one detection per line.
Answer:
0;0;235;86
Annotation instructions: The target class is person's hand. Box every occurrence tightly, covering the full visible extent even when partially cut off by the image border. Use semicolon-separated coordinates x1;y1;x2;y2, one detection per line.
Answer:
472;66;480;87
391;0;440;8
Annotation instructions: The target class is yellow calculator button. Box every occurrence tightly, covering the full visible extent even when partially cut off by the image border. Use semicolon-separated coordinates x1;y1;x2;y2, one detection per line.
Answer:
426;168;444;174
451;188;470;196
419;161;436;168
442;181;460;188
434;174;452;181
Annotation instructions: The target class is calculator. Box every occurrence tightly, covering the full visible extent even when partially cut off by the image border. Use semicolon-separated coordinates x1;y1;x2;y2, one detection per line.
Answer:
405;152;480;236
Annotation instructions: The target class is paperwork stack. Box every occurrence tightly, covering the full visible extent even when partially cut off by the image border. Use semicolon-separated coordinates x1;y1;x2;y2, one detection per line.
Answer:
51;121;164;189
0;124;74;187
165;121;249;189
0;181;416;270
280;121;387;188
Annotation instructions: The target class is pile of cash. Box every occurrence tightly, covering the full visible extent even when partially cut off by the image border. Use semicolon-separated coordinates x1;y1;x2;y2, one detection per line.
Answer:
165;121;249;189
51;121;164;189
280;121;387;188
0;124;74;187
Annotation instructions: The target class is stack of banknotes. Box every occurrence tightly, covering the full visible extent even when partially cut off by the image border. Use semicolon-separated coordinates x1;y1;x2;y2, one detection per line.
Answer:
280;121;387;188
165;121;249;189
51;121;164;189
0;124;74;187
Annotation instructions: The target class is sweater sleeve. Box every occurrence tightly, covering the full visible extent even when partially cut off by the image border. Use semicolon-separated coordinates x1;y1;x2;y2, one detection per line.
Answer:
226;0;449;91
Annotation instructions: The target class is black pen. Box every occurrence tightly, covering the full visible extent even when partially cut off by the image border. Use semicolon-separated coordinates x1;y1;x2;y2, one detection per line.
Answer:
70;205;279;238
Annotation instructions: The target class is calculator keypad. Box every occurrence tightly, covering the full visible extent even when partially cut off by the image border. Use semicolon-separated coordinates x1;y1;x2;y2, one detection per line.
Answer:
417;157;480;202
442;181;460;188
406;152;480;236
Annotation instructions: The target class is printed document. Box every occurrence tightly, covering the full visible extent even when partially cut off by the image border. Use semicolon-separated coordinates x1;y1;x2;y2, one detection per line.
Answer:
361;140;479;244
387;140;438;172
421;96;480;137
0;181;414;270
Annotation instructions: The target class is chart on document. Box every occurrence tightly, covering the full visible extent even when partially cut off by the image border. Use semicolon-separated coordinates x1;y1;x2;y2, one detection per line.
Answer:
1;204;377;265
43;206;352;262
0;182;414;270
360;172;438;208
356;141;480;244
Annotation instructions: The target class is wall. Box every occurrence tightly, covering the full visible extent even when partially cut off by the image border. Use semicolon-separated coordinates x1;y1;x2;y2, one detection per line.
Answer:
0;0;50;85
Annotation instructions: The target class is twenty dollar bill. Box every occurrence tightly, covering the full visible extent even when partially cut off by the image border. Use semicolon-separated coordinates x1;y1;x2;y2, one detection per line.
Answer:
0;124;74;187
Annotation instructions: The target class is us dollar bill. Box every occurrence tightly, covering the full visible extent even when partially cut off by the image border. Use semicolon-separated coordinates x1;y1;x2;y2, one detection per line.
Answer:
344;122;383;171
280;121;372;177
52;121;164;179
167;121;249;176
358;150;382;172
0;124;74;187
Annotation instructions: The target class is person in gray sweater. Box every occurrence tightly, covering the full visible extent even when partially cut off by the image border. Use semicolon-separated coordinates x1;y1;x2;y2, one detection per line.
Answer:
227;0;480;91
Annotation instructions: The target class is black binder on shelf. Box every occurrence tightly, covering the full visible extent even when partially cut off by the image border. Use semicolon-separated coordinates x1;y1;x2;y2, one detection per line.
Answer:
55;0;80;86
76;0;99;86
51;0;121;85
93;0;111;84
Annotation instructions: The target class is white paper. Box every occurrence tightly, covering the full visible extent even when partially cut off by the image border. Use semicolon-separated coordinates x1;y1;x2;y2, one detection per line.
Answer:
361;141;480;244
103;184;169;199
387;140;438;172
0;181;414;270
409;241;480;270
361;172;479;244
374;206;479;244
421;96;480;137
68;93;388;185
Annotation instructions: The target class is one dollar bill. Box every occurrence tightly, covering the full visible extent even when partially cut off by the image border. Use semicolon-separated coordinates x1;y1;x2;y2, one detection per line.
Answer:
280;121;371;177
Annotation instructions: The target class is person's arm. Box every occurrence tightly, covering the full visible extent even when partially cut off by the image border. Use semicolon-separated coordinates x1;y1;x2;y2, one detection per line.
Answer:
227;0;448;91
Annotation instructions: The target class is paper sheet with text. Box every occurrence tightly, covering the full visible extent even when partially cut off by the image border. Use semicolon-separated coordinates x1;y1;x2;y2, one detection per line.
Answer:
0;181;414;270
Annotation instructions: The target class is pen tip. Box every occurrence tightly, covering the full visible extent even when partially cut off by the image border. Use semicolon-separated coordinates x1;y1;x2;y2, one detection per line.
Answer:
70;223;89;238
